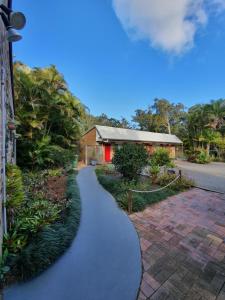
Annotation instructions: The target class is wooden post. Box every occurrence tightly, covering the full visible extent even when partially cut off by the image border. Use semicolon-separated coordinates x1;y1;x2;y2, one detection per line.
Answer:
179;170;182;182
128;190;133;214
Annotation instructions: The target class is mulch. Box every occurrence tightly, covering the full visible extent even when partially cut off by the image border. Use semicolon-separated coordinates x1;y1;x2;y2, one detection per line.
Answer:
45;175;68;206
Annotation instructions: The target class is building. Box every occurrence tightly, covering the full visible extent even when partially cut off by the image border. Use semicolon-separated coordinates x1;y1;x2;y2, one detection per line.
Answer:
0;0;16;257
80;125;183;164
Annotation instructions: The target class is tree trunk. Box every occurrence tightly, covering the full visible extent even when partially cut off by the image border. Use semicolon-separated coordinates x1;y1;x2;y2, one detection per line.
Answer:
167;115;171;134
206;143;210;156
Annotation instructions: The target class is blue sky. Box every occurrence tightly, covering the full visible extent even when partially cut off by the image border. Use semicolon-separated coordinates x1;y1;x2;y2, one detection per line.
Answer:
13;0;225;120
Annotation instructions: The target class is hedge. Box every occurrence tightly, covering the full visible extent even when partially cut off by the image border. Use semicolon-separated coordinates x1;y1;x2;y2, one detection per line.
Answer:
11;172;81;281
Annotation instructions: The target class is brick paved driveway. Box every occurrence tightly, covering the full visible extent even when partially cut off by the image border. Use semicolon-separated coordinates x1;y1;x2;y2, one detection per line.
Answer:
130;189;225;300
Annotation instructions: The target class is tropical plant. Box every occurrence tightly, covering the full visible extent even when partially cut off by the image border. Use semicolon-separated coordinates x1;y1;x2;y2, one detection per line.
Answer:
187;100;225;155
6;164;25;230
149;165;160;183
14;62;86;169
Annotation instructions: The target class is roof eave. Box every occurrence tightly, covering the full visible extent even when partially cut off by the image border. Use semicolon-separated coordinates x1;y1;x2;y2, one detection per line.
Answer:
100;138;183;145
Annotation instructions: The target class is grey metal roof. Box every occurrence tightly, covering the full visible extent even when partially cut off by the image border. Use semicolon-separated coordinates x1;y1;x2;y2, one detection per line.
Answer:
95;125;182;144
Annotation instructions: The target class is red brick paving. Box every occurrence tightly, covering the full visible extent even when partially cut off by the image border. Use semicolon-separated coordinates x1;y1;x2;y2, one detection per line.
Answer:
130;188;225;300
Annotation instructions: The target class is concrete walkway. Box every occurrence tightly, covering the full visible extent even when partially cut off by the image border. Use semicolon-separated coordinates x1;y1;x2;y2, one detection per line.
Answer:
4;167;142;300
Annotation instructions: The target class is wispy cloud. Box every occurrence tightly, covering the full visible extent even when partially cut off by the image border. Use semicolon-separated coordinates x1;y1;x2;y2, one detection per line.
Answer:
112;0;225;55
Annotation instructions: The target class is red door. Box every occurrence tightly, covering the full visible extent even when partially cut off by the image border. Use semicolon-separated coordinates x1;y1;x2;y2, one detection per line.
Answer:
105;145;111;162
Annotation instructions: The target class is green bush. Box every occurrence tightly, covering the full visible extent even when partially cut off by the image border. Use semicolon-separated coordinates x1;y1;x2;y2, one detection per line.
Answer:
150;147;171;167
112;144;148;180
8;173;81;281
187;149;210;164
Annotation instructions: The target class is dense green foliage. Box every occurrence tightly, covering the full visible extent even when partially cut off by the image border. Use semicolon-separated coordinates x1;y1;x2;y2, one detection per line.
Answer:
14;62;86;169
112;144;148;179
132;99;186;135
6;164;25;231
186;100;225;161
187;149;211;164
4;166;62;257
150;147;172;167
4;164;81;283
96;166;192;212
11;173;81;281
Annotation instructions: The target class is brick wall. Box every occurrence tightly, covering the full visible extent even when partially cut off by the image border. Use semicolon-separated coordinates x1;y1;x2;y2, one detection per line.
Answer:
0;0;15;256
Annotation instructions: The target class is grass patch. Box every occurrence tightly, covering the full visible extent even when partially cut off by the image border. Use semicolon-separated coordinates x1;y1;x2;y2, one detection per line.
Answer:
8;172;81;282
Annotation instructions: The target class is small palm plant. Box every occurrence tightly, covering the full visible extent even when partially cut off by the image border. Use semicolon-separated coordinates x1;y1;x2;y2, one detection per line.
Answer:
150;164;160;184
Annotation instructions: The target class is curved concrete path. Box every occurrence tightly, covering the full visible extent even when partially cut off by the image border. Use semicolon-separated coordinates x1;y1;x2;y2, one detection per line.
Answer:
4;167;142;300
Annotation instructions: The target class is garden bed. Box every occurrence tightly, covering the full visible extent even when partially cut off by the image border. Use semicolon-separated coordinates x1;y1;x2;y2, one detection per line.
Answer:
95;165;193;213
2;167;81;287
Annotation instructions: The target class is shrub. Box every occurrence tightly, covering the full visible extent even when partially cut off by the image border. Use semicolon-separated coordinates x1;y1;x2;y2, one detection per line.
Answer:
187;149;210;164
150;147;171;167
112;144;148;180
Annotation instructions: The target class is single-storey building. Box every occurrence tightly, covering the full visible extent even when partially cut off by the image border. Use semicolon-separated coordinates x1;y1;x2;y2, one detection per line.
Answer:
80;125;183;164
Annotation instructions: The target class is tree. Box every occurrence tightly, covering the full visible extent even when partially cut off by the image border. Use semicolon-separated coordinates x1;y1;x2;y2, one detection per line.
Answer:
132;99;187;138
187;100;225;157
132;108;157;131
92;113;131;129
112;144;148;180
153;98;172;134
14;62;86;169
204;99;225;130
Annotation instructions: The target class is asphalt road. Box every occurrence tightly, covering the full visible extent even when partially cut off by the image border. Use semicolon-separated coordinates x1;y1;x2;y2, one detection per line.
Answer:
175;160;225;193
